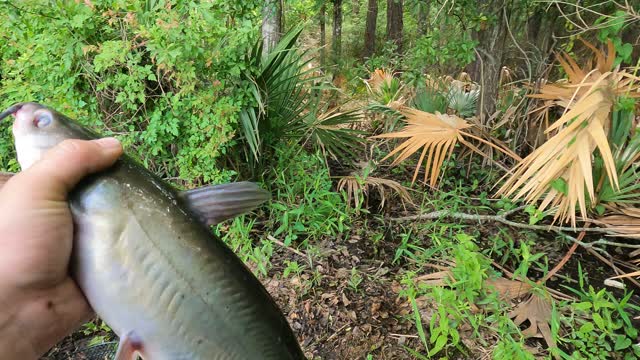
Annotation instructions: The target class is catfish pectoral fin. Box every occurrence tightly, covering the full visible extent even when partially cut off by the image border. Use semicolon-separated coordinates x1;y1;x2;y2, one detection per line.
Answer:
114;331;146;360
179;181;271;225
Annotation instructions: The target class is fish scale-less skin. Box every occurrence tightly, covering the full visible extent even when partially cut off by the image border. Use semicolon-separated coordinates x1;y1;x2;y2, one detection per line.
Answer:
70;159;305;360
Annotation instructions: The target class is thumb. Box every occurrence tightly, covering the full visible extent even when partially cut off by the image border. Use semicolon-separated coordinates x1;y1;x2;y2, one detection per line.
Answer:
17;138;123;201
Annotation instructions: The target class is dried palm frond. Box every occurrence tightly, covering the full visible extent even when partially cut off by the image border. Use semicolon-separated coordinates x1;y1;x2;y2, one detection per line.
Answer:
366;68;395;92
497;40;640;226
596;207;640;239
337;175;413;209
373;107;519;187
365;69;404;106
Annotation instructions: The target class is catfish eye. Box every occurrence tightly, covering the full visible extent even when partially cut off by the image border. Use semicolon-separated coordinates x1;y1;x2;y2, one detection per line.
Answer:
34;113;52;128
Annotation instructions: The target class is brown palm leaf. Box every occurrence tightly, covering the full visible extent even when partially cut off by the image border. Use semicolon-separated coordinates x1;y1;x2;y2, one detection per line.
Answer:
337;175;413;209
365;68;395;93
596;207;640;239
373;107;519;187
527;40;618;137
498;69;640;226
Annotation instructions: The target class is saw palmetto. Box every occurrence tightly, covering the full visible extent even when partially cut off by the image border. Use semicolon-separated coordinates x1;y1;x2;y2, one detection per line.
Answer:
497;40;640;226
373;107;517;187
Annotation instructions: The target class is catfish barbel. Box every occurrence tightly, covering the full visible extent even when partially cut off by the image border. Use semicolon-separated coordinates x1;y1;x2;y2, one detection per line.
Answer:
0;103;306;360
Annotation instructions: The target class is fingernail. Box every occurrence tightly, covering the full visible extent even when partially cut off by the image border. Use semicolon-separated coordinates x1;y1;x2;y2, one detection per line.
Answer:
95;137;121;149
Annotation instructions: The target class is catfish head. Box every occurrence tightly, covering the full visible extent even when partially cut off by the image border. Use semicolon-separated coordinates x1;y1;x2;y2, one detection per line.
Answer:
0;102;98;170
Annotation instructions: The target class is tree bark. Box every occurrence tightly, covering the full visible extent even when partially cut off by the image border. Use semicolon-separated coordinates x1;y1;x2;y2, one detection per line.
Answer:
320;2;327;66
386;0;403;53
363;0;378;58
352;0;360;16
467;0;512;121
332;0;343;64
261;0;283;54
527;6;557;56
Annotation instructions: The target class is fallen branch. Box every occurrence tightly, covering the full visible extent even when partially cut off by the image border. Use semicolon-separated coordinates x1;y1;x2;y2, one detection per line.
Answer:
390;210;615;234
267;235;309;259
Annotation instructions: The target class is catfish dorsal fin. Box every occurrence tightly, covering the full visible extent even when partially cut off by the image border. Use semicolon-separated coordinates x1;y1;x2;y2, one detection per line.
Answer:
179;182;270;226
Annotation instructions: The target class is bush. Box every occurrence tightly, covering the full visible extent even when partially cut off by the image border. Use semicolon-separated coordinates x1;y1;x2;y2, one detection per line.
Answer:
0;1;261;184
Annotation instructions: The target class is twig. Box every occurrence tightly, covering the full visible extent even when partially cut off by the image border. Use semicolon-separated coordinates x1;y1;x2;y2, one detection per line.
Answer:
314;323;350;345
582;238;640;249
540;237;581;284
586;248;640;290
390;210;615;234
267;235;308;259
389;333;419;339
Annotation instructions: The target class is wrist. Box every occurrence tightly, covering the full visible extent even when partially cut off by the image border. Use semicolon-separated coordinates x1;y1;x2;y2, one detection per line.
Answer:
0;292;39;359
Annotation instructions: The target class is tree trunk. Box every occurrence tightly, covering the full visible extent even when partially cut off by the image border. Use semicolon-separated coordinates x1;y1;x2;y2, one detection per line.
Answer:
467;0;512;121
386;0;403;54
332;0;343;64
261;0;282;54
320;2;327;66
527;6;557;56
363;0;378;58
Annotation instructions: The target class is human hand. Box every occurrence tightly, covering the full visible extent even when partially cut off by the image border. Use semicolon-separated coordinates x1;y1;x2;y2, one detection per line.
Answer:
0;138;122;359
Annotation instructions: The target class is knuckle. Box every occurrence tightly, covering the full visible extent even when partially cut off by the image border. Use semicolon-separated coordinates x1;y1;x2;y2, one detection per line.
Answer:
57;139;84;153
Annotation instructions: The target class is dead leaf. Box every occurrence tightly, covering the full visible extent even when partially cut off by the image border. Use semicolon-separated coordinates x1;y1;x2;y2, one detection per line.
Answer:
485;278;533;301
508;293;557;357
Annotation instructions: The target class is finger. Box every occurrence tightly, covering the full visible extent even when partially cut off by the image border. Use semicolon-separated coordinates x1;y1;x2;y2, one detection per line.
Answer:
17;138;123;200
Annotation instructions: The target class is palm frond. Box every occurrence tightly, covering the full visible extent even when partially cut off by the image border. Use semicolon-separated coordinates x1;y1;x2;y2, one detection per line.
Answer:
497;41;640;226
337;175;413;209
596;208;640;239
365;69;404;105
372;107;516;187
412;84;448;114
306;106;365;160
373;108;471;187
446;87;479;118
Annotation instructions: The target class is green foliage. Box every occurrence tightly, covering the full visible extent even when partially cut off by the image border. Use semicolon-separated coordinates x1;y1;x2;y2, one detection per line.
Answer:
406;32;477;74
412;84;448;114
447;88;479;118
216;216;274;277
596;10;634;66
267;143;351;247
594;98;640;207
0;0;261;183
398;231;519;358
348;267;364;292
239;26;363;173
556;265;640;359
81;319;113;347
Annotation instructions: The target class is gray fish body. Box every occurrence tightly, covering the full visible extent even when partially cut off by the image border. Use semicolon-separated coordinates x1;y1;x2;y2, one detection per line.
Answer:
4;103;305;359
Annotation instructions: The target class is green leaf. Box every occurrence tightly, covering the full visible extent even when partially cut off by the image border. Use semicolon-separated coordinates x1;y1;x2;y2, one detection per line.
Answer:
579;322;594;334
551;178;568;196
429;334;447;356
615;335;632;351
593;313;605;330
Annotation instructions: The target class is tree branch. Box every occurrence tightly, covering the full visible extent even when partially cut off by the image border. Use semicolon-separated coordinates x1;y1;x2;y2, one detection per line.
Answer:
389;209;616;234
